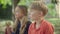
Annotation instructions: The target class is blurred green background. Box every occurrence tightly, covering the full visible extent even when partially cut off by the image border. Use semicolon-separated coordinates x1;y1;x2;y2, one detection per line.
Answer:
0;0;60;34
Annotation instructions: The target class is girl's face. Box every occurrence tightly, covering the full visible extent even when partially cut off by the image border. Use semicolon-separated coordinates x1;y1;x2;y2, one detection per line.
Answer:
15;7;24;19
28;9;43;21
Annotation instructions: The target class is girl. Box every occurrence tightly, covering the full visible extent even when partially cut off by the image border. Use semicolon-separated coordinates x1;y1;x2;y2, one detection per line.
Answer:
14;5;31;34
5;21;13;34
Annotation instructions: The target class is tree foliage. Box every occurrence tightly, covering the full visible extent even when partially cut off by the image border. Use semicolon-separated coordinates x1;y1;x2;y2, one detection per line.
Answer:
0;0;33;8
0;0;12;8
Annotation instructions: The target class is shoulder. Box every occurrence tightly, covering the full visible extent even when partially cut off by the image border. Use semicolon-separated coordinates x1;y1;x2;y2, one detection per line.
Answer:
26;21;31;28
26;21;31;26
44;20;54;30
29;22;35;29
44;20;53;27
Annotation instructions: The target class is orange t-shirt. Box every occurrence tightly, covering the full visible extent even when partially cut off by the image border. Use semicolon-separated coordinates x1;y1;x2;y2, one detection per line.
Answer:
28;20;54;34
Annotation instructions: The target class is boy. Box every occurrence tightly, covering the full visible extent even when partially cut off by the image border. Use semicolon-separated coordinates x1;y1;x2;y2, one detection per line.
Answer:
28;2;54;34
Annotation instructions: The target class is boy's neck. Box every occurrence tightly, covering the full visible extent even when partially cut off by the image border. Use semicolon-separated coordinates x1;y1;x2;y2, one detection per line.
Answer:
35;18;44;29
36;18;43;24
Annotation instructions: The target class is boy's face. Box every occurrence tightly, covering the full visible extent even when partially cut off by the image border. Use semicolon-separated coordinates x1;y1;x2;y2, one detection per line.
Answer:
28;9;43;21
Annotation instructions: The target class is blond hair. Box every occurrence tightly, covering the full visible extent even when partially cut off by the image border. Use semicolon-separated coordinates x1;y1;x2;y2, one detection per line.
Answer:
5;21;11;26
29;1;48;16
14;5;28;34
20;16;28;34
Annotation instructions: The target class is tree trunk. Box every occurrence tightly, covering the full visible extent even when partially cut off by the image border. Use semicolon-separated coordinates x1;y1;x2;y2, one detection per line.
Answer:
12;0;20;22
55;0;60;18
59;0;60;18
